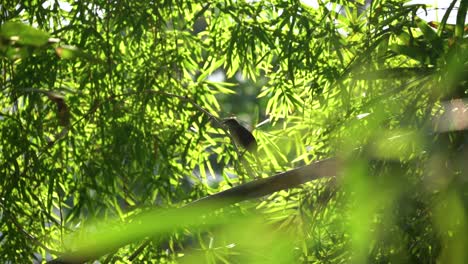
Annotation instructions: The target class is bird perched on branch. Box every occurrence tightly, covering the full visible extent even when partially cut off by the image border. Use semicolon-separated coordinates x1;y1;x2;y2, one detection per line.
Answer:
222;118;258;153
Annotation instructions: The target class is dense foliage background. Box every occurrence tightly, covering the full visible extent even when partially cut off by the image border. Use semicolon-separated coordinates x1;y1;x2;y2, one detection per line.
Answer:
1;0;467;263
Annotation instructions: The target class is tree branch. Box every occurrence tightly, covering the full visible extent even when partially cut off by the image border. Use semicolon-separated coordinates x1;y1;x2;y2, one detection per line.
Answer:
48;157;340;263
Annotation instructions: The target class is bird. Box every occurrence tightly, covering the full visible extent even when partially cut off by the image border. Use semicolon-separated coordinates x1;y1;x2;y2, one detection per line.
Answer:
222;118;258;153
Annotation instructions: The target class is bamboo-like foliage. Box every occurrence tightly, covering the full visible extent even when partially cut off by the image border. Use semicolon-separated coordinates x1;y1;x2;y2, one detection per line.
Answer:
0;0;467;263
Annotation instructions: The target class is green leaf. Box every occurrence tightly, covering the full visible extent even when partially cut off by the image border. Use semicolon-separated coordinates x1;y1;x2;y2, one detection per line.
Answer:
416;18;443;55
455;0;468;38
436;0;458;36
0;21;50;47
389;44;429;64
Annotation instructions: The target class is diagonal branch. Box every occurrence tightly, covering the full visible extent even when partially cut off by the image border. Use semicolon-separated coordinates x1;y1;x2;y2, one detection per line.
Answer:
48;157;340;264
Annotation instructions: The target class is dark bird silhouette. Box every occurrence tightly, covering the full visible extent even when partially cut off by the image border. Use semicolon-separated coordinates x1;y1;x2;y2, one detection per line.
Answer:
222;118;257;153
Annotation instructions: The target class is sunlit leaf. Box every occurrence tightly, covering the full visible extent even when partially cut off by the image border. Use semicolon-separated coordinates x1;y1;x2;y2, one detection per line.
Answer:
0;21;50;46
